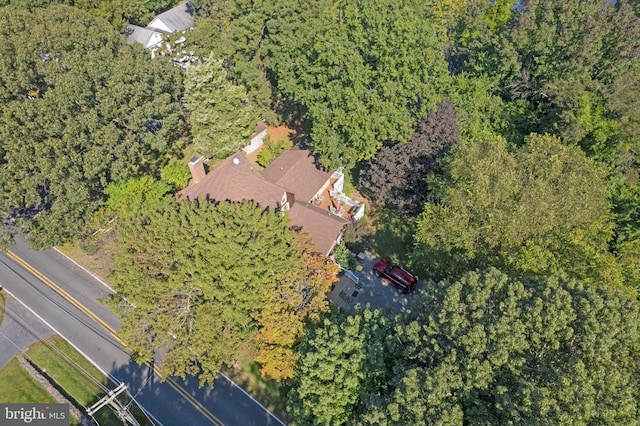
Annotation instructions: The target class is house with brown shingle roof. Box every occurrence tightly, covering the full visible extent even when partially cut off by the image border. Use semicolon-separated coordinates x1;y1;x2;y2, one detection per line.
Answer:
287;202;349;256
180;148;364;255
181;155;290;212
261;149;332;202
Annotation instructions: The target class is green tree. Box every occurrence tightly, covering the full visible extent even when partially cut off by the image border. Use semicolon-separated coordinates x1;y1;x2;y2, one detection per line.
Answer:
413;133;614;281
0;5;184;249
368;268;640;425
110;200;334;384
256;138;293;168
452;0;640;156
161;160;192;189
104;177;172;218
0;0;175;28
74;0;175;28
447;0;640;257
189;0;453;167
184;54;258;159
287;269;640;425
273;0;450;168
287;308;393;426
186;0;279;119
331;241;353;270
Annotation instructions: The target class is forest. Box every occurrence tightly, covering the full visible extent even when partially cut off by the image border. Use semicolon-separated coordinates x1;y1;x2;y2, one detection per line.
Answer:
0;0;639;424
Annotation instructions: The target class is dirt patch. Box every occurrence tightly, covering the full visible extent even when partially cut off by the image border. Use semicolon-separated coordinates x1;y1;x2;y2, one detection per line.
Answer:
57;234;117;285
266;125;294;143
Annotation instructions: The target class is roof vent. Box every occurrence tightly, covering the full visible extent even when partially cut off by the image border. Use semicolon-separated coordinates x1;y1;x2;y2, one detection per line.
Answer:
233;158;240;165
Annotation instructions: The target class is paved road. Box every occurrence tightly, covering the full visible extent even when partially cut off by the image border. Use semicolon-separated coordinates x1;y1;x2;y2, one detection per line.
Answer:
0;291;54;370
0;235;285;426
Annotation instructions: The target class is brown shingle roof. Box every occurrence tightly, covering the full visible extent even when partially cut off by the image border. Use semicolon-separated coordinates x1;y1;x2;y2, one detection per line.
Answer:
180;150;348;256
262;149;331;202
288;202;349;255
180;154;286;210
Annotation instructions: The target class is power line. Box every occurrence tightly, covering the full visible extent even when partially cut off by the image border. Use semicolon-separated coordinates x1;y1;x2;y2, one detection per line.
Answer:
3;303;111;394
0;257;123;350
3;303;152;425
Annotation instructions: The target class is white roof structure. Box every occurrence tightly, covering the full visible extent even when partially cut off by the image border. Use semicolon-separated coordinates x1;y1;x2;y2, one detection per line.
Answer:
148;2;194;33
124;25;163;49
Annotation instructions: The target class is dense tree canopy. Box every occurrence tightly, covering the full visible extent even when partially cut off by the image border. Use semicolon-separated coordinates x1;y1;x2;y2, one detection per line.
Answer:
110;200;336;384
287;308;393;426
450;1;640;242
74;0;174;28
288;268;640;425
188;0;450;168
0;0;174;28
273;0;450;168
0;4;184;249
0;1;639;413
359;100;460;217
376;269;640;425
412;133;615;281
187;0;284;120
103;177;172;218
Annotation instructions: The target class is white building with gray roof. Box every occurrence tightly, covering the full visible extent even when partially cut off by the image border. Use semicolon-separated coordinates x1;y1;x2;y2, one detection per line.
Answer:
148;2;194;33
125;2;194;50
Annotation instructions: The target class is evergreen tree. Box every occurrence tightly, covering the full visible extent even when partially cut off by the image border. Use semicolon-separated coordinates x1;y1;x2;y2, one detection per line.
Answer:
184;54;259;159
287;308;393;426
110;200;335;384
372;269;640;425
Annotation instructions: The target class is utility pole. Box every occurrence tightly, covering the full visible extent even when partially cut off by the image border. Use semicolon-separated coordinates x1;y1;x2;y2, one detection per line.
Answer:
86;383;141;426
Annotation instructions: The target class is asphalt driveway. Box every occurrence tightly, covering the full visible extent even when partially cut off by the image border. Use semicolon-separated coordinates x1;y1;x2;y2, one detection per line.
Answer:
328;251;418;315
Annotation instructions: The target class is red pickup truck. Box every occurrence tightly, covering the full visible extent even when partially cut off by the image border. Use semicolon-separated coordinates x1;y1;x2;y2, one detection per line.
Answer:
373;259;417;293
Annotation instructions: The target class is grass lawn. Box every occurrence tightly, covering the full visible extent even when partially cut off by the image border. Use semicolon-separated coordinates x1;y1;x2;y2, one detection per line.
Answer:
222;360;290;423
26;337;152;426
0;358;56;404
371;208;416;266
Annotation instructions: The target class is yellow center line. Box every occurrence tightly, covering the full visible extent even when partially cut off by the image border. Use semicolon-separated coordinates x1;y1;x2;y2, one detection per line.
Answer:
149;364;224;426
6;250;225;426
6;250;124;345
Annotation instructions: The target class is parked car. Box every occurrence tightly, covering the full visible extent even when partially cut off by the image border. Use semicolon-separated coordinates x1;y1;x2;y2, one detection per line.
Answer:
373;259;417;293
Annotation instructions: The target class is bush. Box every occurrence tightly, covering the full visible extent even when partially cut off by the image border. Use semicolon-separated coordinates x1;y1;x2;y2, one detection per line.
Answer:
161;160;192;189
332;242;355;270
257;139;293;167
79;234;102;256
